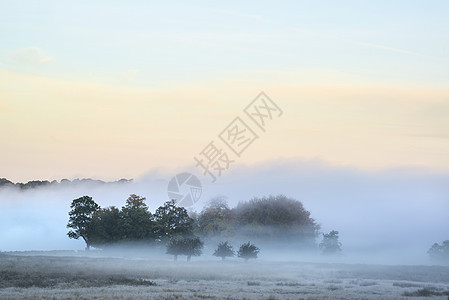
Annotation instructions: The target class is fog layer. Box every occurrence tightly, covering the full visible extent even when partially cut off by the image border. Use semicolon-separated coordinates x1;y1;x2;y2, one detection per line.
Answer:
0;159;447;265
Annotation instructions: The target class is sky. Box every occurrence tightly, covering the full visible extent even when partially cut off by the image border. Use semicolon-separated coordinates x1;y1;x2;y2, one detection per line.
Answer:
1;0;449;182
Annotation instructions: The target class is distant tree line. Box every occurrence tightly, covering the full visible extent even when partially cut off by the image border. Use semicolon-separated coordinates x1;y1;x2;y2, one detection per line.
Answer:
0;178;131;190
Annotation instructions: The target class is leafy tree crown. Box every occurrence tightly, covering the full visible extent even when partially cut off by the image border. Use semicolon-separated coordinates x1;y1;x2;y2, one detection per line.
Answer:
213;241;235;259
237;242;260;260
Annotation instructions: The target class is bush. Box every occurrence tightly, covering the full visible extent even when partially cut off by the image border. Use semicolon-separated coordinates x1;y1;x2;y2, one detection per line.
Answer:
213;241;235;260
237;242;259;261
319;230;342;255
427;240;449;263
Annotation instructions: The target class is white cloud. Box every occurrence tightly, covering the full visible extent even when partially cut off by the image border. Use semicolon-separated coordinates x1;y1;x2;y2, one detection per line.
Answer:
8;46;54;65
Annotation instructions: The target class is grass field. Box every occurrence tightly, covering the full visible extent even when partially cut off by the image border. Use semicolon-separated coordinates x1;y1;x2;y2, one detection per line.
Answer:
1;252;449;299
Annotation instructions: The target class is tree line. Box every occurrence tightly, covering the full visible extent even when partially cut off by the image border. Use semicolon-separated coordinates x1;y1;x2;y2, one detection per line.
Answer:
67;195;193;250
165;238;260;262
192;195;320;243
67;194;343;260
0;177;131;190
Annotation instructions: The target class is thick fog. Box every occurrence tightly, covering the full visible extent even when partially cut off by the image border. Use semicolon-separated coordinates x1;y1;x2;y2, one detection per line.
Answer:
0;159;447;265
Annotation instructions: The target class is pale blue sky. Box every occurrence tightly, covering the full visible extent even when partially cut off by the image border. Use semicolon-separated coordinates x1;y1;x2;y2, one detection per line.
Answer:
1;0;448;86
1;1;449;181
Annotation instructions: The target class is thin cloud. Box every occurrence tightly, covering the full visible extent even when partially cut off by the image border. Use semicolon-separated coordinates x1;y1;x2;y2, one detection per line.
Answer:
8;47;54;66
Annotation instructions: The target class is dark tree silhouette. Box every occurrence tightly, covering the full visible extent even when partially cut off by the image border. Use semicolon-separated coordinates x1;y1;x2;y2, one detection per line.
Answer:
120;194;154;241
237;242;259;261
89;206;122;247
319;230;342;254
213;241;235;260
67;196;100;250
153;200;194;242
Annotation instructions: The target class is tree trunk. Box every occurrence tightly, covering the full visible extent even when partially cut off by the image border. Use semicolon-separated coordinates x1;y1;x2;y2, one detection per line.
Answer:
82;236;90;251
221;257;225;261
187;255;191;262
174;255;178;261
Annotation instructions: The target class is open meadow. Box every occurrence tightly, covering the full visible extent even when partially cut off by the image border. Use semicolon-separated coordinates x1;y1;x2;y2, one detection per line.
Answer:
1;252;449;300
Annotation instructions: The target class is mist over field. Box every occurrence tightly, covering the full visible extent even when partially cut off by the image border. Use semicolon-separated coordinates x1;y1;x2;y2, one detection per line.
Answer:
1;159;447;266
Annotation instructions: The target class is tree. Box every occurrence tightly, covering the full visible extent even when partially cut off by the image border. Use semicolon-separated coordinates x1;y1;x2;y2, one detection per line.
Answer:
166;237;183;261
198;197;235;238
188;210;200;234
89;206;122;247
153;200;194;242
428;240;449;263
166;236;204;261
183;236;204;261
213;241;235;260
67;196;100;250
237;242;259;261
233;195;320;243
319;230;342;254
120;194;154;241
